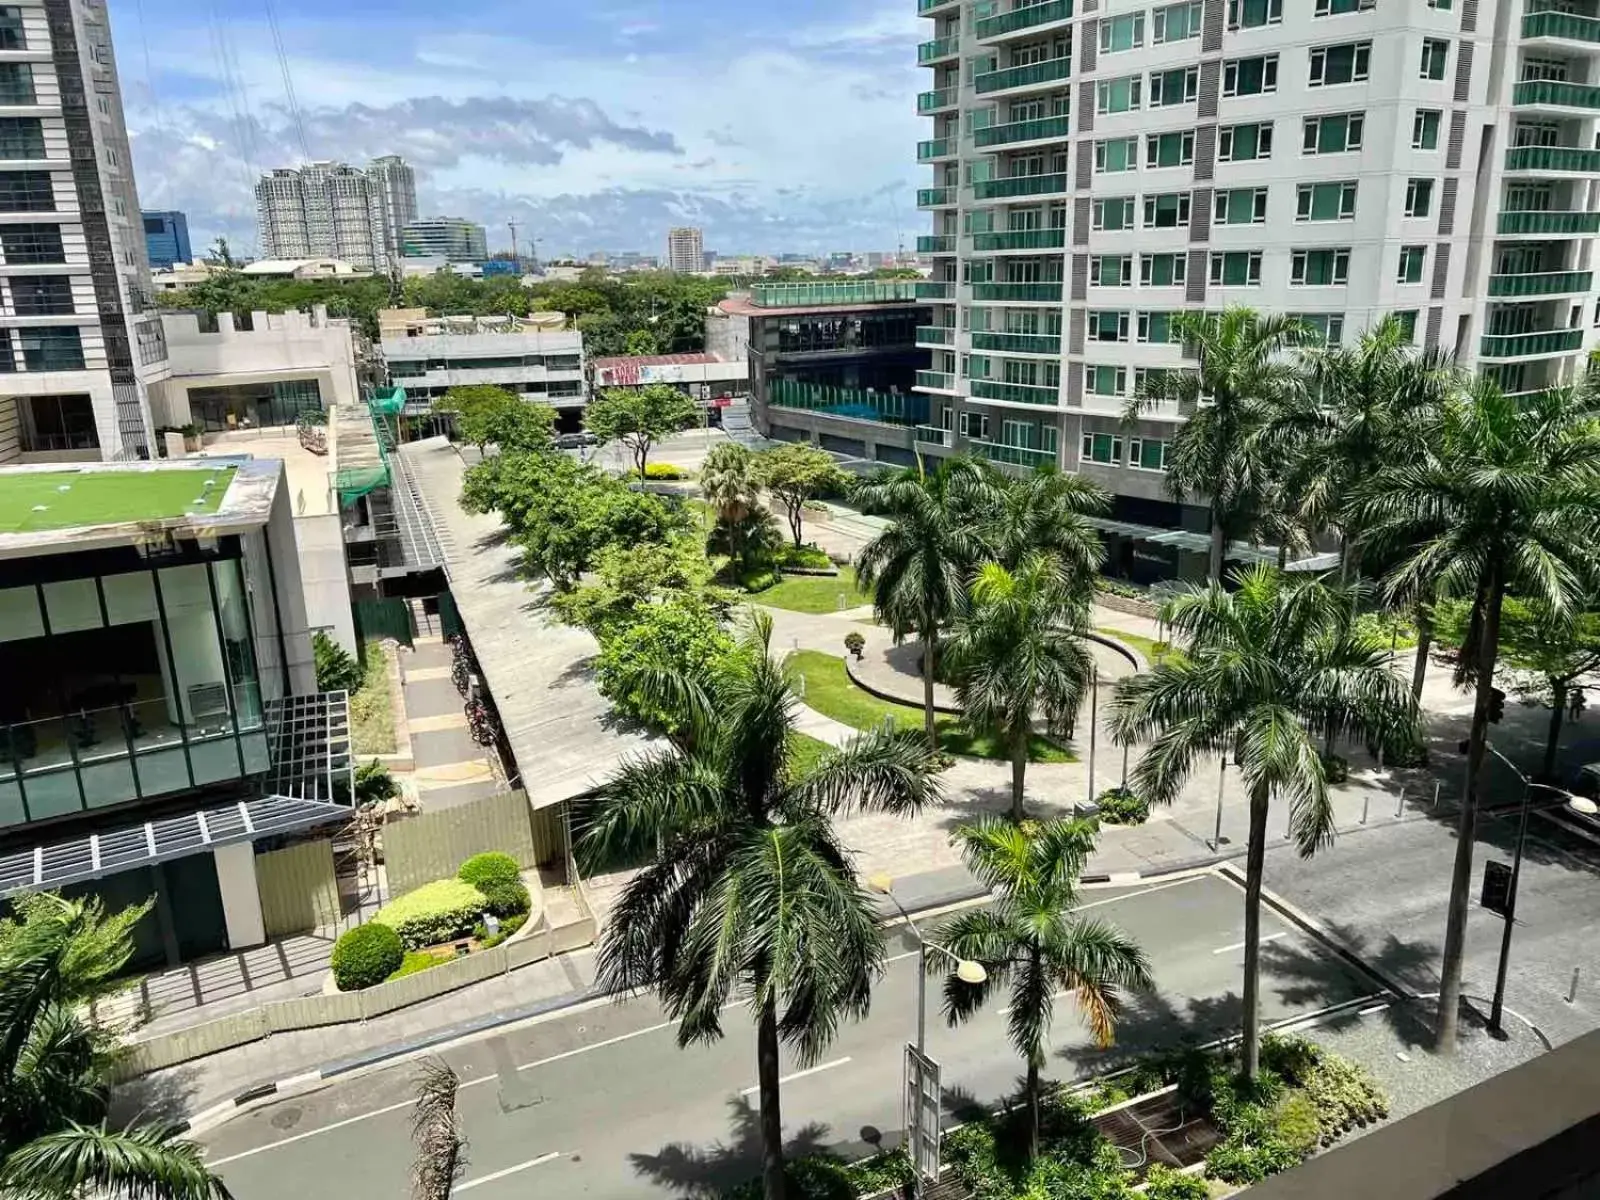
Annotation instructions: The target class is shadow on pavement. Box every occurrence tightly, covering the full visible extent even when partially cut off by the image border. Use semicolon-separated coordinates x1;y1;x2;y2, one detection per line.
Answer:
106;1062;201;1129
1057;989;1244;1079
629;1096;835;1198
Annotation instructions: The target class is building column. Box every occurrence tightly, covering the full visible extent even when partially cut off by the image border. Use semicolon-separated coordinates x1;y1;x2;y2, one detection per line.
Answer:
214;841;266;950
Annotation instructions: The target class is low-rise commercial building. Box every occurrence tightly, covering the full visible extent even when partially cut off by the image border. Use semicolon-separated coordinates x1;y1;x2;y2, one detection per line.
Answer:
589;352;748;401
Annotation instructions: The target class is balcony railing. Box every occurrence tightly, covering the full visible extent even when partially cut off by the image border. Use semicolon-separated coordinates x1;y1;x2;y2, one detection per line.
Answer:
972;228;1067;252
1522;8;1600;44
1497;209;1600;235
972;173;1069;200
971;281;1064;302
970;330;1061;354
1487;270;1594;297
918;0;959;12
974;115;1072;148
917;138;956;161
970;438;1059;467
1512;80;1600;111
917;87;958;113
1504;145;1600;174
918;35;960;63
1478;328;1584;358
916;235;955;254
915;280;956;300
749;280;920;307
974;56;1071;95
975;0;1074;41
915;324;954;344
917;186;955;207
767;378;926;426
968;379;1060;405
916;370;958;390
914;425;954;449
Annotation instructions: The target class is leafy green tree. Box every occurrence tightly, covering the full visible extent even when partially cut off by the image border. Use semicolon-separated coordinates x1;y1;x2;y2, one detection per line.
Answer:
584;384;699;476
594;600;736;736
552;538;729;640
1129;308;1307;582
946;556;1095;820
1355;381;1600;1052
700;443;768;569
756;443;846;548
988;467;1108;586
856;458;998;746
1109;568;1415;1079
0;894;231;1200
935;817;1151;1160
313;630;363;693
577;614;943;1200
706;509;784;575
436;385;552;455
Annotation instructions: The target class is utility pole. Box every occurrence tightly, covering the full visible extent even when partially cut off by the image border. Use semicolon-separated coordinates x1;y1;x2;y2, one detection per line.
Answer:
508;219;520;271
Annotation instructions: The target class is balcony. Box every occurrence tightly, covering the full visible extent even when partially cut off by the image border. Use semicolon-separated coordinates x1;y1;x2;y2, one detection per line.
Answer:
918;0;959;12
914;425;954;450
917;186;955;208
972;173;1069;201
917;87;958;113
974;115;1072;148
972;228;1067;252
917;138;957;162
970;438;1059;468
1487;270;1594;297
916;370;958;391
1512;79;1600;112
915;324;953;345
1497;209;1600;235
915;280;956;300
968;379;1060;405
974;57;1071;95
767;378;926;426
971;330;1061;355
1504;145;1600;174
1478;328;1584;358
975;0;1073;41
916;235;955;254
1522;8;1600;45
918;35;959;64
971;282;1064;302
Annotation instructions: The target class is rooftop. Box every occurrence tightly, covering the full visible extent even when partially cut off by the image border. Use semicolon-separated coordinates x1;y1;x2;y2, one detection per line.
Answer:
588;352;723;369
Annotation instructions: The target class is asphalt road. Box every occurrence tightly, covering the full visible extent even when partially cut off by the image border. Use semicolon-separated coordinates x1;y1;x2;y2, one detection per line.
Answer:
197;872;1376;1199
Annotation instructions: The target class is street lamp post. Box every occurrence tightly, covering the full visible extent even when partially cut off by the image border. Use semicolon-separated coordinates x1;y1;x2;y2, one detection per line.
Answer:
866;875;986;1053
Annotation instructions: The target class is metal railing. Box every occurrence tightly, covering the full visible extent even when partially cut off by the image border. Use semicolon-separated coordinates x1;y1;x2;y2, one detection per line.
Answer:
918;35;960;63
1486;270;1593;297
1522;8;1600;43
970;330;1061;354
968;379;1060;405
972;173;1069;200
974;114;1072;147
973;228;1067;252
1497;209;1600;235
1478;328;1584;358
975;0;1074;41
1504;145;1600;173
1512;79;1600;110
915;324;954;344
971;282;1064;302
974;56;1072;94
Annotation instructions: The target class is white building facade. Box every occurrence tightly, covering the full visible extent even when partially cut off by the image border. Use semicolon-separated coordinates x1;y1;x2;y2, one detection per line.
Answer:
916;0;1600;569
368;154;417;264
255;158;418;272
380;313;587;423
666;226;704;273
0;0;170;468
401;217;488;263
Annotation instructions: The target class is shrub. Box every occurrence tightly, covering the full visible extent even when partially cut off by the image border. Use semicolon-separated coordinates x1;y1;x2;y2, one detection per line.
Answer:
1095;786;1150;826
458;851;521;889
776;543;833;570
1274;1091;1322;1157
388;949;448;981
313;631;363;693
638;462;690;480
720;1150;914;1200
479;879;532;919
1299;1052;1388;1145
1320;752;1350;785
354;759;399;806
478;911;529;949
843;631;865;660
740;568;779;593
1094;577;1148;600
373;879;488;950
330;922;403;991
1142;1164;1208;1200
1204;1131;1301;1185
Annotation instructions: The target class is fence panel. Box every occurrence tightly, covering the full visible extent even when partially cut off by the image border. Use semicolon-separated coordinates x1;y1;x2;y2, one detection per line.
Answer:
256;839;341;937
354;598;415;647
383;790;537;896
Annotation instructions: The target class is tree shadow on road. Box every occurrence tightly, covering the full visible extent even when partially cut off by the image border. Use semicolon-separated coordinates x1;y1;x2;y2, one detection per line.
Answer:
629;1095;835;1198
1057;989;1244;1079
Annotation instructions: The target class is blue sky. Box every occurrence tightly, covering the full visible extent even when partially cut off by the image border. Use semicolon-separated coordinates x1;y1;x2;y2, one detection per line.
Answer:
111;0;928;259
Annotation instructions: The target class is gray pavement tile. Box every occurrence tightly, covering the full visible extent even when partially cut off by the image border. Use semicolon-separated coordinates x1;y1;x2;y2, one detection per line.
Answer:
402;680;466;720
411;726;483;765
418;779;505;811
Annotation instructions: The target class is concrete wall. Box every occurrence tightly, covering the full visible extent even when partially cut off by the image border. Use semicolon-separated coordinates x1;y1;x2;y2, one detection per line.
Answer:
295;510;357;653
158;309;361;422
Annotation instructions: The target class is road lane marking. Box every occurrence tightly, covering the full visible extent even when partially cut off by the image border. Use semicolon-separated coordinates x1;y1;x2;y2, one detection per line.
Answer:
515;1018;680;1074
1211;932;1285;956
739;1057;851;1097
1359;1003;1389;1017
456;1152;561;1191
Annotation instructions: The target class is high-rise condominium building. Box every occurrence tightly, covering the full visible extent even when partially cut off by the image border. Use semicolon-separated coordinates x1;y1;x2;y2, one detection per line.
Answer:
666;226;704;273
0;0;171;466
913;0;1600;581
255;158;418;271
402;217;488;263
141;210;191;269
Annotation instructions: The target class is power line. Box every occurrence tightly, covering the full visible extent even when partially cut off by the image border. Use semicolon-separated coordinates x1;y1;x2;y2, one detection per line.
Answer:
262;0;310;163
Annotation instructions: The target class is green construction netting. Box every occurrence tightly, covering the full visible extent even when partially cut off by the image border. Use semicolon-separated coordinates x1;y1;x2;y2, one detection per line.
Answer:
372;386;406;415
334;390;397;507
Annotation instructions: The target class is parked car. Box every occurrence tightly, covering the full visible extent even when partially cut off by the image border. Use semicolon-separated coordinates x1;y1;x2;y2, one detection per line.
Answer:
555;431;597;450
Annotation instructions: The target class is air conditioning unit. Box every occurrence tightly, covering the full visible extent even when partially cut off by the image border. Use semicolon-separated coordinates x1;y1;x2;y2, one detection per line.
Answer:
188;681;230;719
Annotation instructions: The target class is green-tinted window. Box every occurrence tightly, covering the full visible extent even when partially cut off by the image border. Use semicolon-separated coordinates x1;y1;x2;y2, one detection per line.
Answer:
1094;197;1134;230
1292;249;1351;286
1153;1;1201;42
1413;109;1441;150
1096;137;1138;173
1132;438;1169;470
1296;181;1357;221
1141;253;1187;286
1405;178;1434;218
1097;76;1142;114
1304;112;1364;154
1092;255;1131;286
1100;12;1144;52
1398;246;1426;284
1081;431;1124;463
1215;187;1267;224
1210;251;1262;286
1150;67;1197;106
1292;314;1345;346
1395;311;1419;341
1309;42;1371;87
1147;130;1194;167
1224;55;1278;96
1088;311;1129;341
1315;0;1361;14
1144;192;1190;228
1421;39;1448;80
1086;366;1125;396
1229;0;1282;28
1138;312;1176;343
1220;122;1272;162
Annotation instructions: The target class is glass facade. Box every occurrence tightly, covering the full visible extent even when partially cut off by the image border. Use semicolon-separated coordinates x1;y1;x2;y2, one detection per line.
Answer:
188;378;323;432
0;550;269;829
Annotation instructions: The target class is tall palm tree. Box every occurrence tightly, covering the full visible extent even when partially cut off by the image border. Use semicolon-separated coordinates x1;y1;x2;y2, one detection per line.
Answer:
988;467;1109;587
945;555;1096;820
856;457;999;746
576;613;943;1200
1109;568;1415;1079
700;442;764;567
0;895;231;1200
935;817;1151;1159
409;1059;466;1200
1353;381;1600;1052
1129;307;1307;582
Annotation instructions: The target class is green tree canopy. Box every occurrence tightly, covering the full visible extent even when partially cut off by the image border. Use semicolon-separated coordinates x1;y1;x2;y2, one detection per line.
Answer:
436;385;554;454
756;443;847;548
584;384;700;476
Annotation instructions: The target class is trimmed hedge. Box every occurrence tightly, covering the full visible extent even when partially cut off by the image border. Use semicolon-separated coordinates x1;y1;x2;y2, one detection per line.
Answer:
388;949;449;982
458;851;521;889
1096;786;1150;826
374;879;488;950
479;879;532;919
776;543;833;571
330;922;403;991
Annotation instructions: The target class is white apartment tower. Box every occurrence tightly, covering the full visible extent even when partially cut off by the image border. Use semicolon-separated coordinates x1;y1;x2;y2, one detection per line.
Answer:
369;154;417;263
0;0;170;465
255;157;418;272
666;226;704;273
916;0;1600;572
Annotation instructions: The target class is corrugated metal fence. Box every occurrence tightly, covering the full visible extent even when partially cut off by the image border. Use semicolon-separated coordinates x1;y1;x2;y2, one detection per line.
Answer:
382;789;542;896
256;839;341;937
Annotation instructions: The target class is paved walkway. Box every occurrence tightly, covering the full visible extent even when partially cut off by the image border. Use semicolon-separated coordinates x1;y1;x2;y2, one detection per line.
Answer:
400;634;501;810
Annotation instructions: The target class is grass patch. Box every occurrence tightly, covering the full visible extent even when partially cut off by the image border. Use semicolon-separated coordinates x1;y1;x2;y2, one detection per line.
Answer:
350;640;396;755
786;732;833;778
1097;627;1183;667
387;949;449;982
787;650;1074;763
754;566;870;613
0;465;237;533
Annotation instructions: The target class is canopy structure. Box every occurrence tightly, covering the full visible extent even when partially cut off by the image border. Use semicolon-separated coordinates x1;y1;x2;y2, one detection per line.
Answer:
1082;515;1333;571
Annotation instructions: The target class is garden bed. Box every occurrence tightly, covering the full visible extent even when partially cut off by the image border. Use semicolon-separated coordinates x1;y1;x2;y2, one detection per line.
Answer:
350;639;397;755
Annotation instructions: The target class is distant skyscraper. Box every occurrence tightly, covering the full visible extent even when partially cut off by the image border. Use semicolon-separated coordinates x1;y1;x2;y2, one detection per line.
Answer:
368;155;417;263
142;211;191;269
402;217;488;263
666;226;704;273
254;157;417;271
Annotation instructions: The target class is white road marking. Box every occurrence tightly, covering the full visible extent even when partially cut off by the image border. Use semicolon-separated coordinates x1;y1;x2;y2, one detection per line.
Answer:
1359;1003;1390;1017
1211;932;1286;956
739;1057;851;1097
515;1018;680;1074
456;1152;561;1191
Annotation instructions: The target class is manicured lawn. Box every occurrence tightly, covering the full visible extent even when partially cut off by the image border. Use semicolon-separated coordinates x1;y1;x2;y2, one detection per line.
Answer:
350;641;397;755
787;650;1075;763
754;566;871;614
0;465;237;533
786;732;834;778
1096;627;1182;667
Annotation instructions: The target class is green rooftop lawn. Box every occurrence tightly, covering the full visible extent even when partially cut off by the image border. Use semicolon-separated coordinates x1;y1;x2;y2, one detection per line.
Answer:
0;466;238;533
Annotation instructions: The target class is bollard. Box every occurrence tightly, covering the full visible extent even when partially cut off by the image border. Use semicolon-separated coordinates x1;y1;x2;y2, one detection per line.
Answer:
1394;786;1406;819
1569;967;1582;1004
1361;793;1371;825
1433;781;1441;811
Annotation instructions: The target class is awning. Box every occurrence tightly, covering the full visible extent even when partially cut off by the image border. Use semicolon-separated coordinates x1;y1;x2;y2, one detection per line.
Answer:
1082;516;1329;569
0;795;353;895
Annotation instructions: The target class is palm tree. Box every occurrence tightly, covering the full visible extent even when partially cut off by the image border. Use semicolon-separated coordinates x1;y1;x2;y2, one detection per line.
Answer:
1353;381;1600;1052
945;555;1096;820
0;894;231;1200
576;613;944;1200
856;457;999;746
1109;568;1415;1079
700;442;764;568
409;1059;466;1200
1129;307;1307;582
988;467;1109;587
935;816;1151;1159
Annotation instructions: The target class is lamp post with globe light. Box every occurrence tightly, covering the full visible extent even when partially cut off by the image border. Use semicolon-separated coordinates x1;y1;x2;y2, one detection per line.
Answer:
866;873;986;1054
